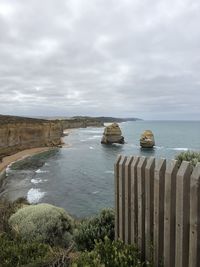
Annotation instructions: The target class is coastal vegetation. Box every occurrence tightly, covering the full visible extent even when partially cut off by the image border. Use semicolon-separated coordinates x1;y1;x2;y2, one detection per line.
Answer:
175;150;200;167
0;199;151;267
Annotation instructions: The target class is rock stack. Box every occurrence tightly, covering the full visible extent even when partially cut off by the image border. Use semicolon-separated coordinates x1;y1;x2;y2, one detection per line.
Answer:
140;130;155;148
101;123;124;144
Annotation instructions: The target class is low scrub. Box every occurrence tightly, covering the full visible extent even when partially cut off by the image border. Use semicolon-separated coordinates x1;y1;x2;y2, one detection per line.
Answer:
0;233;51;267
0;197;29;233
9;203;74;247
72;237;152;267
175;151;200;167
74;208;115;251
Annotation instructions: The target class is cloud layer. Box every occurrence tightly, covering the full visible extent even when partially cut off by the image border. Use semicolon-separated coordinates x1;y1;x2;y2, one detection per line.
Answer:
0;0;199;119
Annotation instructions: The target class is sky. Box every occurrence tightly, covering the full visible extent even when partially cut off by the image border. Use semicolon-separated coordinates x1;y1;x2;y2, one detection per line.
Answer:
0;0;200;120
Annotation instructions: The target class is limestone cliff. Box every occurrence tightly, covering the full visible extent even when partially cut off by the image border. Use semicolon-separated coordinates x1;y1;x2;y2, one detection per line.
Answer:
60;118;103;129
0;115;63;160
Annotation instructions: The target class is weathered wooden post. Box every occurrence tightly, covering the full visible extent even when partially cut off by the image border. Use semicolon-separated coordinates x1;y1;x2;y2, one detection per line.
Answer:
189;163;200;267
163;160;178;267
114;154;122;240
130;156;139;244
175;161;192;267
118;156;127;240
137;156;147;259
153;158;166;267
145;157;155;261
124;156;134;244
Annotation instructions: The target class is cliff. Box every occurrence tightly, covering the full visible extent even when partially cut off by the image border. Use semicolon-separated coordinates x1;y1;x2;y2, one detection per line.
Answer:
0;115;63;160
60;118;103;129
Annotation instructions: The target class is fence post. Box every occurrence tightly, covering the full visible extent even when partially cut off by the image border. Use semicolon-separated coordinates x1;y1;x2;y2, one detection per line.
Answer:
163;160;178;267
145;157;155;261
131;156;139;244
175;161;192;267
125;156;134;244
118;155;127;241
189;163;200;267
114;154;122;240
137;156;147;260
153;158;166;267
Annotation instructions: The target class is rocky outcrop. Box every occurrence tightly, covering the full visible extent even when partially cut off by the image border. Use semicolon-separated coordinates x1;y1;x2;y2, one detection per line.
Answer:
0;115;63;160
140;130;155;148
101;123;124;144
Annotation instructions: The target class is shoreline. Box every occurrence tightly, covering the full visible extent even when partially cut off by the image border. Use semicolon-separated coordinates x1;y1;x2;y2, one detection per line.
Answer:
0;147;53;188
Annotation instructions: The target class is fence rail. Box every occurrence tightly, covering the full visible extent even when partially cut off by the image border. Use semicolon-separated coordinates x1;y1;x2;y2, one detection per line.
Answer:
114;155;200;267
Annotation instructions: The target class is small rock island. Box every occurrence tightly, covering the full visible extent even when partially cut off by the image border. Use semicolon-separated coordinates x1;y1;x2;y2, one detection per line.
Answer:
140;130;155;148
101;123;124;144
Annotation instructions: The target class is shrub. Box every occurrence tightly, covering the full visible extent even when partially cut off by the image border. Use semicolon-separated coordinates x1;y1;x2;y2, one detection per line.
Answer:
0;233;52;267
0;198;29;234
74;208;115;251
9;203;74;247
72;237;152;267
175;151;200;168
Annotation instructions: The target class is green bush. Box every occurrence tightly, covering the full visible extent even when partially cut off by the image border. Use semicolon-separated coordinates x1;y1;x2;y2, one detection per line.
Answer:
175;151;200;167
0;198;29;234
9;203;74;247
72;237;152;267
74;209;115;251
0;233;51;267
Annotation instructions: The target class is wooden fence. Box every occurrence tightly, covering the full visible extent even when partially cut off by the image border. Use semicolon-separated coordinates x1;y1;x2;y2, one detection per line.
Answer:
114;155;200;267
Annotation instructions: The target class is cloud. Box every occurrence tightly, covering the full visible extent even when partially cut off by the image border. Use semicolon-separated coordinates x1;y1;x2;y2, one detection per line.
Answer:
0;0;199;119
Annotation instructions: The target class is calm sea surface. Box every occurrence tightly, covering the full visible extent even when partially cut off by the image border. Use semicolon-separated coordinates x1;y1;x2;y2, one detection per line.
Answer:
2;121;200;218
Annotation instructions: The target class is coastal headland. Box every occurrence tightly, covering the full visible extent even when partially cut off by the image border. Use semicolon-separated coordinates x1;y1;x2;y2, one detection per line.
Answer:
0;114;140;186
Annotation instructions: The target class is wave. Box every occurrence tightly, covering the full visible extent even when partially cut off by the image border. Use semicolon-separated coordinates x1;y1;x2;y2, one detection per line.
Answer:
84;130;102;134
168;147;189;151
92;191;99;194
89;146;95;150
31;178;43;184
154;146;164;150
88;135;101;140
27;188;46;203
31;178;48;184
35;169;49;174
105;170;114;174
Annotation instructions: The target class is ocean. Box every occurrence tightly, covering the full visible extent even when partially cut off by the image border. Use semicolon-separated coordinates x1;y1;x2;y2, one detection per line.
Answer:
2;121;200;218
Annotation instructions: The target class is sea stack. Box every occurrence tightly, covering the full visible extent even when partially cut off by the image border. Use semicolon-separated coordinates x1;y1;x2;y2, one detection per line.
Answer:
101;123;124;144
140;130;155;148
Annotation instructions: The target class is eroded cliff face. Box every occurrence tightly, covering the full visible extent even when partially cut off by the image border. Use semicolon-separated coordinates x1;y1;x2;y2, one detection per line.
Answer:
0;116;63;159
60;118;103;129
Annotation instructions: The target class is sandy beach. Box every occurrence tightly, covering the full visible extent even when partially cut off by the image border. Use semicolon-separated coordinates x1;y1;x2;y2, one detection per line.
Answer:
0;147;52;174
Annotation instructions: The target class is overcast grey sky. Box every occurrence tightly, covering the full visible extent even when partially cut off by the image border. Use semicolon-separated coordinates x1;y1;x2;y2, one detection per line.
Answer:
0;0;199;119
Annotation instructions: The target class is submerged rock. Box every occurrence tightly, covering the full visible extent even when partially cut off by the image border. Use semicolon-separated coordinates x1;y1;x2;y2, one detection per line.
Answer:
101;123;124;144
140;130;155;148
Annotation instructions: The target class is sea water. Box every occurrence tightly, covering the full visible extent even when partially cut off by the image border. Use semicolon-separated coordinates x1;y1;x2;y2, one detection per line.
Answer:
2;121;200;218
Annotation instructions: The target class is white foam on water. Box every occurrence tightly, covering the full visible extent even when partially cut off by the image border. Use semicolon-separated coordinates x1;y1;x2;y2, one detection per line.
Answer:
105;170;114;174
80;139;87;142
155;146;164;149
27;188;46;203
92;191;99;194
89;146;95;150
35;169;48;174
169;147;189;151
88;135;101;140
84;130;102;134
31;178;43;184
